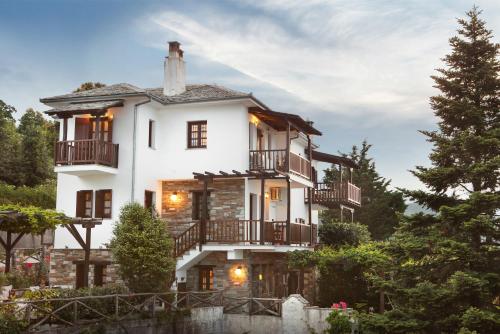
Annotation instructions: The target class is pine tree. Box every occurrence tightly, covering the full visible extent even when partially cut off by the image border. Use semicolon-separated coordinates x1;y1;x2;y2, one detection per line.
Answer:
361;7;500;334
323;141;406;240
17;108;54;186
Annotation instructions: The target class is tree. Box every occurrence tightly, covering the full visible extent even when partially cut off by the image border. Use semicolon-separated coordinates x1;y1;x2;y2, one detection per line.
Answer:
319;219;371;247
323;141;406;239
17;109;54;187
0;100;22;185
109;203;175;293
73;82;106;92
361;7;500;333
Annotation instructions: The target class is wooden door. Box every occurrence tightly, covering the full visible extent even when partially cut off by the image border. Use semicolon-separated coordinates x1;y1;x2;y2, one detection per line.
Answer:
94;264;105;286
75;263;84;289
75;118;91;140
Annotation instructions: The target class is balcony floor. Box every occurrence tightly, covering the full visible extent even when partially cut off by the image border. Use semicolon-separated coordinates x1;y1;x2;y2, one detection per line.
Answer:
54;164;118;176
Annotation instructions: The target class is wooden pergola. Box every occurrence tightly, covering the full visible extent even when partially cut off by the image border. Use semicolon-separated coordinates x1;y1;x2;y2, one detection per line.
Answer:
64;218;102;288
192;169;314;247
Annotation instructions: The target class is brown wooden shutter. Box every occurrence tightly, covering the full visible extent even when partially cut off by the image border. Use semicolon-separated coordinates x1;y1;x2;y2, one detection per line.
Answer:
95;190;104;218
104;190;112;219
76;191;85;217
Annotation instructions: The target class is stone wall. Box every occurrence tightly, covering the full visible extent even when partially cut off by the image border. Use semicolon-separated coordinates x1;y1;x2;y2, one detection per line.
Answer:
161;179;245;223
49;249;122;288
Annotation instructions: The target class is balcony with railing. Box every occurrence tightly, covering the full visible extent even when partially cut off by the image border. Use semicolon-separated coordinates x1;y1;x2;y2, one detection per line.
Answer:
306;182;361;207
173;219;317;257
54;139;119;175
249;150;311;180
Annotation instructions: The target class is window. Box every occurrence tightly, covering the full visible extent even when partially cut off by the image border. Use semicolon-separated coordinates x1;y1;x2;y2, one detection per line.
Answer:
95;189;112;219
90;117;113;142
76;190;93;218
192;191;210;220
270;187;281;201
148;120;155;148
198;267;214;291
145;190;155;210
94;264;105;287
187;121;207;148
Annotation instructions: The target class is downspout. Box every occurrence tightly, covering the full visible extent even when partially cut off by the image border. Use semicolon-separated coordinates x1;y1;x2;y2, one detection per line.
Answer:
131;96;152;202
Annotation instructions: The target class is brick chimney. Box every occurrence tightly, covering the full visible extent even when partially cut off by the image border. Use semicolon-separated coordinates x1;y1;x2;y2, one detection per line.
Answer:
163;41;186;96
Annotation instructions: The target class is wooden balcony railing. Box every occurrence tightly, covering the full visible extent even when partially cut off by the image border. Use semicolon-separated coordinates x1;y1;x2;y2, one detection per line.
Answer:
249;150;311;179
249;149;287;172
307;182;361;207
289;152;311;179
55;139;119;168
173;219;316;257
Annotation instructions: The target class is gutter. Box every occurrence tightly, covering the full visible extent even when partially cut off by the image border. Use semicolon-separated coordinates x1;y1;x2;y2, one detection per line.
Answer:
131;96;152;202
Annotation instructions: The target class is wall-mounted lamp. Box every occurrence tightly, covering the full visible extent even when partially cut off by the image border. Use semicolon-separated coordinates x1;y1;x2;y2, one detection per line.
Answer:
235;266;243;277
265;192;270;199
170;192;178;202
258;273;263;281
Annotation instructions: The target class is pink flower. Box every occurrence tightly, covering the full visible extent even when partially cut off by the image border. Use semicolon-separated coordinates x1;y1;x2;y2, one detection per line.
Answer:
339;301;347;310
331;303;340;309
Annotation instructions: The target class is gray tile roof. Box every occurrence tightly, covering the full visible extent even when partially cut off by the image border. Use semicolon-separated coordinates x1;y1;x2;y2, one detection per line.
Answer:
40;83;144;103
40;83;250;105
146;84;250;104
45;100;124;115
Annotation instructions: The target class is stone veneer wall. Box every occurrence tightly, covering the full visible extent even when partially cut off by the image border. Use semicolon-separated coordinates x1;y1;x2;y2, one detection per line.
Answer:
184;251;316;305
162;179;245;223
49;249;122;288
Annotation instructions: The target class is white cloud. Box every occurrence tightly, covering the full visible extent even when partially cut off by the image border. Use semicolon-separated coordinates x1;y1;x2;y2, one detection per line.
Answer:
145;1;465;120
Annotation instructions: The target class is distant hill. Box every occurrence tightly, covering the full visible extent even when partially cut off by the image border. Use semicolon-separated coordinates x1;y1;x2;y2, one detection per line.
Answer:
405;202;434;215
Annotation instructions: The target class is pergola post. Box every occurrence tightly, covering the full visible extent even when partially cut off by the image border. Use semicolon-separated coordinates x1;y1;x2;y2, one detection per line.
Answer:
64;219;101;288
286;176;291;245
0;231;26;273
260;177;265;245
200;177;209;251
286;122;291;172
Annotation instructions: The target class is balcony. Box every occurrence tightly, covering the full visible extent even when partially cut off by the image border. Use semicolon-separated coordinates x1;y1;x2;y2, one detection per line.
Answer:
173;219;317;257
249;150;311;179
54;139;119;176
306;182;361;207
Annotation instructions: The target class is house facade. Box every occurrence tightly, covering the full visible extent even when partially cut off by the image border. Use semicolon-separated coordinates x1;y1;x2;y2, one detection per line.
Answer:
41;42;361;301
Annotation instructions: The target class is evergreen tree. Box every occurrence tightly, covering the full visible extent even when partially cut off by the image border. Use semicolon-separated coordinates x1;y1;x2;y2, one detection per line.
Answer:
362;8;500;334
17;108;53;186
109;203;175;293
323;141;406;239
0;100;22;185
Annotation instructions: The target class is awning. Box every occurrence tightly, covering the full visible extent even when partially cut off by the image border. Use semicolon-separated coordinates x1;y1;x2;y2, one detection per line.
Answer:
249;107;322;136
311;150;359;169
44;100;124;117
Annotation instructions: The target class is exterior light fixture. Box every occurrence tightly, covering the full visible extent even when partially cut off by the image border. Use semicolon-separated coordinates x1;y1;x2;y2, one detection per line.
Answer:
170;192;178;202
235;266;243;277
258;273;263;281
265;192;270;199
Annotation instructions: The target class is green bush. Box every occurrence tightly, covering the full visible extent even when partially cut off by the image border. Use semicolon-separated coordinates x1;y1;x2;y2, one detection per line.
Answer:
325;310;352;334
0;181;56;209
5;270;37;289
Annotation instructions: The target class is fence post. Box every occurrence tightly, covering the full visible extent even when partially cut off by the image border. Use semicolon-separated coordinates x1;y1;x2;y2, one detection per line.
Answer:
73;300;78;324
115;294;119;318
152;294;156;318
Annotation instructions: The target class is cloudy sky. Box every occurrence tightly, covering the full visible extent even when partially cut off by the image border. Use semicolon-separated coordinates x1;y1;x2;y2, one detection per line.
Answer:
1;0;499;190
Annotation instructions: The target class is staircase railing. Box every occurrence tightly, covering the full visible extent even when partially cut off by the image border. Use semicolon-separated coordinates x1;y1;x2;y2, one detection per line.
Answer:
173;221;200;258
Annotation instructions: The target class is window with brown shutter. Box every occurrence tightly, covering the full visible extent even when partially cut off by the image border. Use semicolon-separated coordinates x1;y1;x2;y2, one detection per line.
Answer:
76;190;93;218
187;121;207;148
198;266;214;291
95;189;112;219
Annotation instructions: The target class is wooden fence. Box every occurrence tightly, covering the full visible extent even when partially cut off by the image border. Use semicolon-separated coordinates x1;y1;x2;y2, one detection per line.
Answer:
0;290;282;332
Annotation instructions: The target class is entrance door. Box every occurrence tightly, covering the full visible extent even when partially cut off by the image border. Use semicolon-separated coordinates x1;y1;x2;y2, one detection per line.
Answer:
94;264;105;287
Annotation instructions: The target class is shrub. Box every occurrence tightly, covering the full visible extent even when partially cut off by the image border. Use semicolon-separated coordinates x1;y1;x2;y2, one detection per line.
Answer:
0;181;56;209
319;219;371;247
325;309;352;334
109;203;175;293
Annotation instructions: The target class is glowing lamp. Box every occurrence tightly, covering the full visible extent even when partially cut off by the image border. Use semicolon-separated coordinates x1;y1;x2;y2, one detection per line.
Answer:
258;273;263;281
170;192;178;202
265;192;269;199
235;266;243;277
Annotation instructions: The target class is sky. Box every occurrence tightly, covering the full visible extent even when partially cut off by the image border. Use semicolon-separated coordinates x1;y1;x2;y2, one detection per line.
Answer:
1;0;499;191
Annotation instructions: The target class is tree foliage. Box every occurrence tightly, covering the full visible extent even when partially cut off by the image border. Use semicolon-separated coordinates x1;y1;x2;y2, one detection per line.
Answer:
0;100;22;186
324;140;406;239
0;181;56;209
362;7;500;334
319;218;371;247
109;203;175;293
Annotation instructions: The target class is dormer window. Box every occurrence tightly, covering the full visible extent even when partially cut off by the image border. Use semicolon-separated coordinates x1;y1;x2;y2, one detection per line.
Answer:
187;121;207;148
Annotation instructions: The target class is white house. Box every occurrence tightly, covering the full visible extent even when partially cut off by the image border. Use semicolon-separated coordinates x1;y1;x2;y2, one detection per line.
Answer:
41;42;361;299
